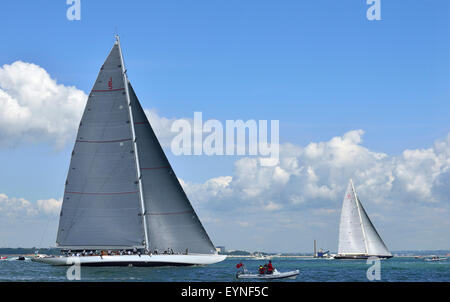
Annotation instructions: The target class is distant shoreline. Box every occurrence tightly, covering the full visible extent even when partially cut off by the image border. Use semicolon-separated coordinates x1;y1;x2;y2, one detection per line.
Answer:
0;254;445;258
224;255;441;258
1;248;449;258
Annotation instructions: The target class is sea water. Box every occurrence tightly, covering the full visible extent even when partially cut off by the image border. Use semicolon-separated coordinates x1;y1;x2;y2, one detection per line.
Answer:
0;257;448;282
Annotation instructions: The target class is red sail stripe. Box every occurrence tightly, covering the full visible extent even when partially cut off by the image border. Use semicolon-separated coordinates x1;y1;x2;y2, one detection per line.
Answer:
65;191;139;195
148;210;192;216
92;88;125;92
76;138;132;143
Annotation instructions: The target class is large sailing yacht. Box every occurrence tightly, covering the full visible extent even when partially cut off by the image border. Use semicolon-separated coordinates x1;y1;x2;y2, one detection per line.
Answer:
334;179;392;259
32;36;226;267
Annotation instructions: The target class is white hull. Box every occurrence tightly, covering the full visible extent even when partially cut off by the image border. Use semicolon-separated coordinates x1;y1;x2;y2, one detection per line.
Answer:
236;269;299;280
333;254;392;259
31;254;226;267
252;254;272;260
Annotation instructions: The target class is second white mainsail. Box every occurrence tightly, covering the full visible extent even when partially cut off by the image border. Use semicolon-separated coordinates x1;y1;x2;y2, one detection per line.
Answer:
336;179;392;259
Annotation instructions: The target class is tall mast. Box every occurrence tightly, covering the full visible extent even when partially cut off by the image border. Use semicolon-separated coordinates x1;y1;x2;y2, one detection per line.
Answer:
116;35;150;251
351;179;368;255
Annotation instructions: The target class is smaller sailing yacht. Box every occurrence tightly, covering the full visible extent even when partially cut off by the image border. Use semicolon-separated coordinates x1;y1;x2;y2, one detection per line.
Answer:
334;179;392;259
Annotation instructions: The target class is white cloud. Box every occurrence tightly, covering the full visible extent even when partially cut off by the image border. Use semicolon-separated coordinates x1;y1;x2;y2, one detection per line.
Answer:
182;176;233;203
36;198;62;215
0;193;61;217
0;61;87;148
0;193;37;217
183;130;450;214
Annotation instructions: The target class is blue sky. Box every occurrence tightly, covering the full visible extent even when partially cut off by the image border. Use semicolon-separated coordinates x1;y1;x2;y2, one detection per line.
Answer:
0;1;449;252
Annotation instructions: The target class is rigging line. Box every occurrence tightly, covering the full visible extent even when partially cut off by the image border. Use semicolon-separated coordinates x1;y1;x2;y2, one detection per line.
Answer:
37;217;51;249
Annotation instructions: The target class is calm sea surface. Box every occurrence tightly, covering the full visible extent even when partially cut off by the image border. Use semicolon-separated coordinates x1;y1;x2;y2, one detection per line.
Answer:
0;257;448;282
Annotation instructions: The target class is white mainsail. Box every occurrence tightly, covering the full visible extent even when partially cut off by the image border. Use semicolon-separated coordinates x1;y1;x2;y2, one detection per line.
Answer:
56;38;145;250
55;36;219;258
337;179;391;258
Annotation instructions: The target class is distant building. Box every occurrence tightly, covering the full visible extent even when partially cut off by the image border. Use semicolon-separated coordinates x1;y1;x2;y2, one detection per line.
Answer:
215;246;226;253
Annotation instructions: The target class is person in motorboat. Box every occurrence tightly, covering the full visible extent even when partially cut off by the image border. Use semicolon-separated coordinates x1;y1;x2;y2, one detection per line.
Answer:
266;260;274;274
258;265;265;275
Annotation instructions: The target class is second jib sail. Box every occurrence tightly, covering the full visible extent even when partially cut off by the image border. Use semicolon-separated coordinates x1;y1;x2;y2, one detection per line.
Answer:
335;179;392;259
